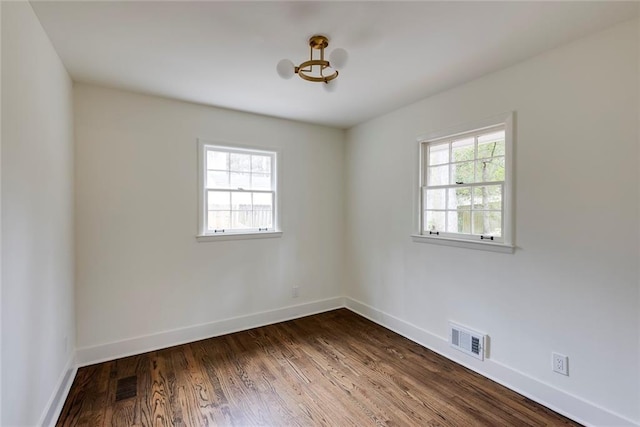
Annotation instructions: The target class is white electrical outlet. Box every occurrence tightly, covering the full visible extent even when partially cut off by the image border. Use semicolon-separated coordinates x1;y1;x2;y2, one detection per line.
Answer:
552;352;569;376
292;286;299;298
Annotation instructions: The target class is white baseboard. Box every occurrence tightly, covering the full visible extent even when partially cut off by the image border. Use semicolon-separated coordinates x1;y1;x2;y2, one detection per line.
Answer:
344;297;638;427
38;353;78;427
76;296;345;367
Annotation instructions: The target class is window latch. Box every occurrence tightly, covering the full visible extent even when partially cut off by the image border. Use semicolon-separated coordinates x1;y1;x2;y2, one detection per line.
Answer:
429;231;439;236
214;229;225;233
455;181;464;185
480;235;494;240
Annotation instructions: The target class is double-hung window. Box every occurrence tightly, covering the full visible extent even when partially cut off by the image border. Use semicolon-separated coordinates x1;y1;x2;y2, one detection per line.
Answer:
197;141;280;240
416;113;514;252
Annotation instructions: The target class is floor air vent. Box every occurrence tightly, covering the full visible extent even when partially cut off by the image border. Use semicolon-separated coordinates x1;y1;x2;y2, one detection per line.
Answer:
115;375;137;401
450;322;486;361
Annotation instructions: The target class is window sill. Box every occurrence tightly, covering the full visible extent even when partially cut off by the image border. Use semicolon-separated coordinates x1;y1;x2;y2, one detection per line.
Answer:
196;231;283;242
411;234;514;254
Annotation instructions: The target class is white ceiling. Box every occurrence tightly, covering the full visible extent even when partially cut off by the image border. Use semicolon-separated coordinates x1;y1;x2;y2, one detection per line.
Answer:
31;1;637;129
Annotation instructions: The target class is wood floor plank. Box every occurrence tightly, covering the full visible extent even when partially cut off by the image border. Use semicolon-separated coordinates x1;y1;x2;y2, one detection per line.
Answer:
146;352;172;426
58;309;581;426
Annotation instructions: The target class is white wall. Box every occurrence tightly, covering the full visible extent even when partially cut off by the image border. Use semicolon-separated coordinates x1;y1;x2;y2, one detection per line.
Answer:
74;84;345;351
1;2;75;426
345;19;639;424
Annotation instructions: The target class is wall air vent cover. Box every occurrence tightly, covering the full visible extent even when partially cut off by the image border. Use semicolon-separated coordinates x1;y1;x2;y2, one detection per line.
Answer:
449;322;486;361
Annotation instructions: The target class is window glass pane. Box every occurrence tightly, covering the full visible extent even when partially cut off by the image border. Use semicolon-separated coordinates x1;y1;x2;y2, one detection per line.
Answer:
447;211;471;234
451;161;474;184
251;155;271;173
473;185;502;210
424;211;445;232
420;124;508;241
230;172;250;189
447;187;471;210
253;210;273;229
232;211;253;229
230;153;251;172
424;188;446;210
252;173;271;190
208;191;230;210
452;137;475;162
231;192;251;211
208;211;230;230
203;146;277;235
428;143;449;166
472;211;502;237
478;131;505;158
253;192;273;210
427;165;449;186
476;157;504;182
207;171;229;189
207;150;228;170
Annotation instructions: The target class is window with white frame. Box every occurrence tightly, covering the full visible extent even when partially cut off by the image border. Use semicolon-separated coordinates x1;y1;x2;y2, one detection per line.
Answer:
198;142;278;237
418;114;513;248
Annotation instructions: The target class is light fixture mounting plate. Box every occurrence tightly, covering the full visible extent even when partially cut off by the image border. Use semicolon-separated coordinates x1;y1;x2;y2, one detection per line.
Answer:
309;35;329;50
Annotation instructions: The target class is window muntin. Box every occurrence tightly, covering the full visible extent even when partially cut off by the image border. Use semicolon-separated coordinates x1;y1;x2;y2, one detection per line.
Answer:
201;144;277;235
422;125;507;242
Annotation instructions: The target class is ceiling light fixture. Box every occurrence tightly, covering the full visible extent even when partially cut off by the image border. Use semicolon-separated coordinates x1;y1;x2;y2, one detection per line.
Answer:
276;35;348;93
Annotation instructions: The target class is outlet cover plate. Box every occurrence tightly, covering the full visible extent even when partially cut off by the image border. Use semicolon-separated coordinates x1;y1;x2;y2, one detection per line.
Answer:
552;352;568;376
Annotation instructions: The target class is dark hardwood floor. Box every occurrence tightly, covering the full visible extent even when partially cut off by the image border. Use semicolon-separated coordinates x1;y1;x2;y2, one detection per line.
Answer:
58;309;580;426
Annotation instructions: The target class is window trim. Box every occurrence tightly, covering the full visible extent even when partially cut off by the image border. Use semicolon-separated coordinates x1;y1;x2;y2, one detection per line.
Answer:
196;139;282;242
413;112;515;253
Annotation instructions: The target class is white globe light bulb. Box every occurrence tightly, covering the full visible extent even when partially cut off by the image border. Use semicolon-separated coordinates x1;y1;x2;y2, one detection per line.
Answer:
276;59;295;79
329;48;348;70
323;78;338;93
